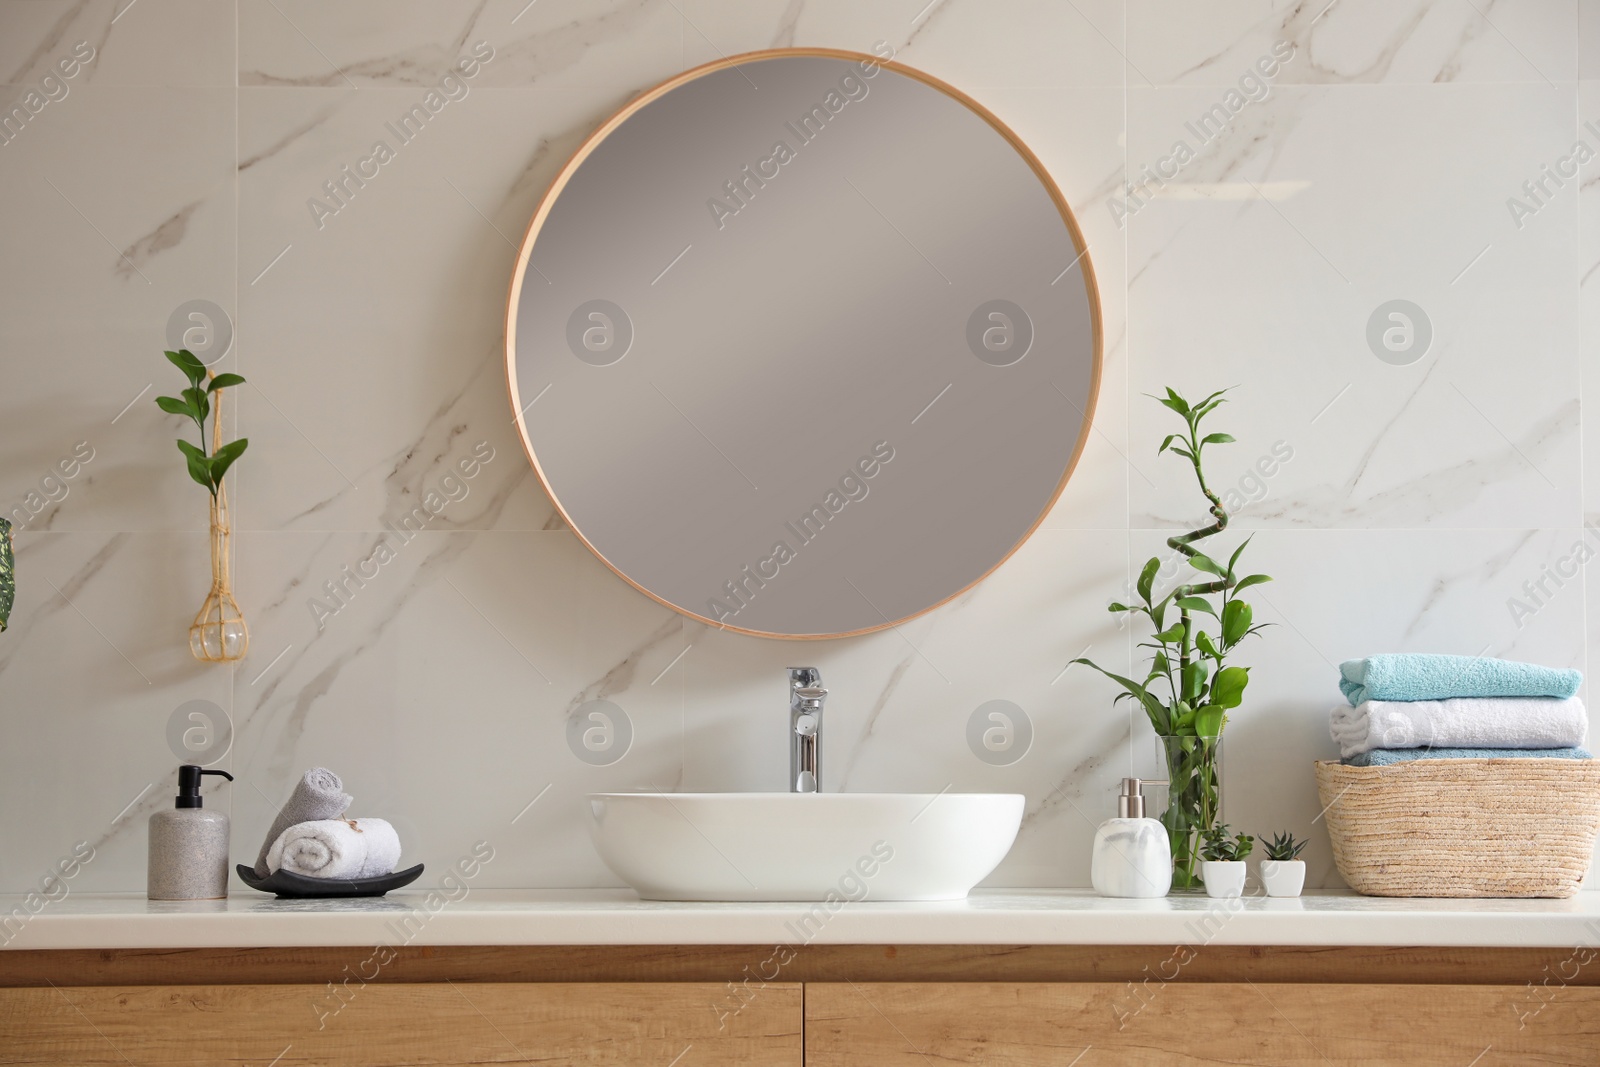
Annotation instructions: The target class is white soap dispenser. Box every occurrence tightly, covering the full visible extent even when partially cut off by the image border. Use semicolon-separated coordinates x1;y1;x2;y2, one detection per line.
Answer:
1091;778;1172;898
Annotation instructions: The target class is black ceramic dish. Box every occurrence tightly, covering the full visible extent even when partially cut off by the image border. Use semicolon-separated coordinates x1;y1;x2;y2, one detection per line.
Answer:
235;862;425;898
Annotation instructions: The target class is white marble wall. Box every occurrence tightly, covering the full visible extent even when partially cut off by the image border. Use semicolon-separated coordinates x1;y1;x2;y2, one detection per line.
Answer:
1;0;1596;893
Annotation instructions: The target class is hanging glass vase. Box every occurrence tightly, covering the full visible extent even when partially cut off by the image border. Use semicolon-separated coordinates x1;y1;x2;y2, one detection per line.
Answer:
188;388;247;663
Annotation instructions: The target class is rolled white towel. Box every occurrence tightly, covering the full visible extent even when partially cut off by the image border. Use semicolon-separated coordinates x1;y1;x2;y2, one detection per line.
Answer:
253;767;352;878
266;818;401;880
1329;696;1588;759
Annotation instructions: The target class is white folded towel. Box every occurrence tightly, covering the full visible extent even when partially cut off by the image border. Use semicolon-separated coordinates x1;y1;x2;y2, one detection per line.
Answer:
266;818;401;880
1329;696;1588;759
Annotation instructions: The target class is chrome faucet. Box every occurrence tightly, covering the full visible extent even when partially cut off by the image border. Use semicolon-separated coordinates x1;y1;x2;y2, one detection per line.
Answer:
789;667;827;793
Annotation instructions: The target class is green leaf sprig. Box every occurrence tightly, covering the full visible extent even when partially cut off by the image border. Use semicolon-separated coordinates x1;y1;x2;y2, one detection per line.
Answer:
154;349;248;497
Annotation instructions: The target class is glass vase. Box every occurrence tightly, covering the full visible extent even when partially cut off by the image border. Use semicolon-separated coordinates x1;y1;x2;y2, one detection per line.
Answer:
1157;734;1223;891
189;481;248;663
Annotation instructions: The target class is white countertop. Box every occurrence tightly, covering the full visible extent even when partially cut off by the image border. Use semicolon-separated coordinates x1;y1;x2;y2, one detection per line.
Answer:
5;889;1600;950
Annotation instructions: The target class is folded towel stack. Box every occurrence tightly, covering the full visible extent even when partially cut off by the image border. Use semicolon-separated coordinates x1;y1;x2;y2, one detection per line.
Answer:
256;768;403;880
1332;655;1591;765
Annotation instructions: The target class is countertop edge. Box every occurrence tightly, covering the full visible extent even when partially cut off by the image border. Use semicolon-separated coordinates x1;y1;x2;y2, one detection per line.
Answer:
6;890;1600;951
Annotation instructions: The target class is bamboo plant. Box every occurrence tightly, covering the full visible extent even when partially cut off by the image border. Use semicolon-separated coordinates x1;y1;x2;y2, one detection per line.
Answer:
1076;388;1271;888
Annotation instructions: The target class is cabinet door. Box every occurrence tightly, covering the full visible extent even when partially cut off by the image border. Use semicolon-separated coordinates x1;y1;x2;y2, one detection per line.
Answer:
0;982;801;1066
805;981;1600;1066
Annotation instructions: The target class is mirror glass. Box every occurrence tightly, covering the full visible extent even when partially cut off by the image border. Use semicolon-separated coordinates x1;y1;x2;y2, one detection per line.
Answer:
507;50;1100;639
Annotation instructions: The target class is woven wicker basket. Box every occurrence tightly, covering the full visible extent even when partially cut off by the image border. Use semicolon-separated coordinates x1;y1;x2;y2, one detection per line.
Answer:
1314;759;1600;898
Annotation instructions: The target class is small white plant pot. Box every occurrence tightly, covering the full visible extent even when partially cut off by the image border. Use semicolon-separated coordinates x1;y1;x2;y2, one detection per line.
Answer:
1201;860;1247;898
1259;859;1306;898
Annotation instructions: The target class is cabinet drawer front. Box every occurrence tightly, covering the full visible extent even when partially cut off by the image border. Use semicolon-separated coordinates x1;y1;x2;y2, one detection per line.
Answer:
0;981;801;1066
806;981;1600;1066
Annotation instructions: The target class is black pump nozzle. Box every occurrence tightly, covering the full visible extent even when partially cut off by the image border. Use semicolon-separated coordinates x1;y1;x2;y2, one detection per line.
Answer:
176;764;234;809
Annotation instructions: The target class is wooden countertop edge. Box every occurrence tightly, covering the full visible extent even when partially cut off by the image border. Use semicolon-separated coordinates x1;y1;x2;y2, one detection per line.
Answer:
2;943;1587;987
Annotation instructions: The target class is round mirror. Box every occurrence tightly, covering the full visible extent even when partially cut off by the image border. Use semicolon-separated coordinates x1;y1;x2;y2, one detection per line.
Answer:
507;48;1100;639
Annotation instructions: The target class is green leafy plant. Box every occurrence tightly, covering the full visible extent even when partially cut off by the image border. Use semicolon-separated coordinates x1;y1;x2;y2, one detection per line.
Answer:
154;349;248;497
1075;387;1272;888
0;516;13;633
1262;831;1307;862
1200;824;1254;863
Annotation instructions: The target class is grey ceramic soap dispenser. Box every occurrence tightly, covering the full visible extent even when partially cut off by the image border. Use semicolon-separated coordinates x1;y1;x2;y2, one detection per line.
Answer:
148;764;235;900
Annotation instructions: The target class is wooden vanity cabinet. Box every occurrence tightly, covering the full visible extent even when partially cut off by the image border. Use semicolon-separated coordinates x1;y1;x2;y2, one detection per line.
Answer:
805;981;1600;1066
0;982;802;1067
5;944;1600;1066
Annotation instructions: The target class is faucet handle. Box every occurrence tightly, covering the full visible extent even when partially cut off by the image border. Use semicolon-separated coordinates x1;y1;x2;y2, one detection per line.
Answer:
794;685;827;710
789;666;822;688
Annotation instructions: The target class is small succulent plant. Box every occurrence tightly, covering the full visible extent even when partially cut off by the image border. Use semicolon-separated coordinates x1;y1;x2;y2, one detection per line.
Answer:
1200;823;1254;863
1262;831;1307;862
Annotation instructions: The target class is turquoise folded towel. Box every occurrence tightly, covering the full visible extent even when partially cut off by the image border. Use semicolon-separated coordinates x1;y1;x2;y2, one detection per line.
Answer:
1339;654;1581;706
1343;746;1592;767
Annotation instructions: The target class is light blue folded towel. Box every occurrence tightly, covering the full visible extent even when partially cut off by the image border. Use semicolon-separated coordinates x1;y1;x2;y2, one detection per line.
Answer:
1343;746;1592;767
1339;654;1581;706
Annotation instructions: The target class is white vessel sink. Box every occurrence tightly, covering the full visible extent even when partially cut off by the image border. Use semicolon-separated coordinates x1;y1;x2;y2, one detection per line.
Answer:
588;792;1025;901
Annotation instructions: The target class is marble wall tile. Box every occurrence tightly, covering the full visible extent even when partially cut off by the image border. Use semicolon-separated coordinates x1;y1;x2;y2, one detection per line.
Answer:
1;0;235;88
238;0;683;90
1127;0;1578;86
1127;82;1580;531
1580;79;1600;519
682;0;1126;88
